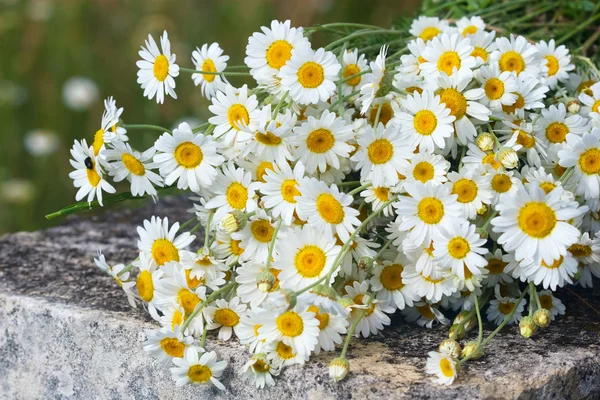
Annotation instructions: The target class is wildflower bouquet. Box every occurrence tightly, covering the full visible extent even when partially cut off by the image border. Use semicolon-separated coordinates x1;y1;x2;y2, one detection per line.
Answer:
49;2;600;390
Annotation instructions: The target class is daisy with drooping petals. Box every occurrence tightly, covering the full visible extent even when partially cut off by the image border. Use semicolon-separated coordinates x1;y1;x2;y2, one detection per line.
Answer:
433;221;489;279
358;45;388;115
396;90;455;153
144;326;195;366
292;109;354;174
242;104;296;165
400;151;449;186
232;209;277;262
402;302;450;328
340;48;368;97
491;34;540;78
370;255;419;310
535;103;590;152
259;161;305;226
267;341;307;367
456;16;485;36
239;354;280;389
483;249;513;288
259;303;320;357
394;181;463;246
351;122;415;187
137;216;195;268
69;139;115;206
569;232;600;265
425;351;457;385
214;230;245;265
420;33;476;78
536;39;574;89
237;309;269;353
245;20;310;92
94;252;137;307
409;16;449;42
136;30;179;104
304;304;348;353
101;96;128;144
475;63;518;111
279;47;341;105
534;290;566;321
103;141;163;197
209;84;259;146
204;297;247;341
191;42;229;99
519;253;577;290
344;281;394;338
487;295;525;325
274;224;341;290
558;128;600;200
153;122;224;193
491;185;586;265
170;348;227;389
360;185;395;217
399;38;428;77
446;168;492;220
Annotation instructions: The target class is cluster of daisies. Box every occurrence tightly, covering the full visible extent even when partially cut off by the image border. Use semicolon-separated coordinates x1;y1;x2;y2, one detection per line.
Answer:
68;15;600;390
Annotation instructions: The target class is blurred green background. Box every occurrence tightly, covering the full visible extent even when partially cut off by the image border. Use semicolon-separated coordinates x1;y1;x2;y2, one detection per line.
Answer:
0;0;420;234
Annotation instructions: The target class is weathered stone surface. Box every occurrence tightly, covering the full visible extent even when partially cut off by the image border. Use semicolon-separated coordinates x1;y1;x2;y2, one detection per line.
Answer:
1;197;600;399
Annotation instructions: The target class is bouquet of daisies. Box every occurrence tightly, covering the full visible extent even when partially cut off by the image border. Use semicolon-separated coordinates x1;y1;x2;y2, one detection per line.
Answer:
55;12;600;389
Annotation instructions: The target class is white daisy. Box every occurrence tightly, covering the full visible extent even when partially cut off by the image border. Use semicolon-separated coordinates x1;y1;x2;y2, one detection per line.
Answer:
213;230;245;266
487;295;525;325
535;103;590;152
208;84;259;146
409;16;449;42
500;75;548;114
101;96;128;143
398;38;428;77
144;327;195;367
433;221;488;279
420;33;476;78
425;351;457;385
456;16;486;36
568;232;600;265
370;256;419;310
535;290;566;321
402;258;458;303
446;168;493;220
259;161;305;226
191;42;229;99
340;48;368;96
170;349;227;389
558;128;600;200
400;151;449;186
483;249;513;288
236;262;282;308
136;216;195;268
520;253;577;291
402;302;450;328
344;281;394;338
136;30;179;103
237;309;269;353
475;63;518;111
232;209;277;263
536;39;574;89
266;341;307;367
204;297;247;341
93;252;136;307
468;30;497;66
239;354;280;389
258;304;320;357
578;82;600;123
68;139;115;205
360;185;395;217
358;45;388;115
491;34;540;78
303;304;348;353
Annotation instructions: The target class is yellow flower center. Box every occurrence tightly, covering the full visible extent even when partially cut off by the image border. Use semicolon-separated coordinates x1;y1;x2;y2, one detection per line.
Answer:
214;308;240;327
276;342;295;359
499;51;525;75
545;122;569;144
544;55;559;76
226;182;248;209
502;94;525;114
276;311;304;337
440;357;455;377
178;289;201;314
517;202;557;238
438;88;467;119
471;46;488;62
541;256;563;269
153;54;169;82
86;163;101;188
484;78;505;100
187;365;212;383
498;301;515;314
343;64;362;86
437;51;461;75
227;104;250;130
253;359;270;373
482;153;501;170
121;153;146;176
417;197;444;224
447;237;470;259
306;128;335;153
93;129;104;156
462;25;478;35
281;179;300;203
294;245;327;278
151;238;180;266
368;138;394;164
160;337;185;358
579;148;600;174
266;40;293;69
230;239;245;256
568;243;592;257
413;161;435;183
255;131;282;146
491;174;512;193
174;142;204;168
250;219;274;243
369;102;394;126
380;264;405;290
516;131;536;149
137;270;154;302
171;310;184;331
353;294;375;316
487;259;507;274
539;182;557;194
307;305;330;330
297;61;325;88
316;193;345;224
419;26;440;41
452;178;478;203
413;110;438;135
373;186;389;201
185;270;204;290
593;100;600;114
416;304;435;319
201;59;217;82
256;160;274;183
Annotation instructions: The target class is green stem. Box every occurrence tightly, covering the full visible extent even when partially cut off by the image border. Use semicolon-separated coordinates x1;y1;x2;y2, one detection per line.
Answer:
122;124;171;134
474;294;483;346
271;91;289;118
373;103;383;127
265;219;283;271
348;182;371;196
179;67;252;76
556;13;600;45
481;286;529;347
178;217;197;232
528;282;536;317
203;212;213;248
340;293;375;358
307;22;384;32
116;258;138;277
375;238;393;260
192;122;211;133
180;282;235;333
200;326;208;347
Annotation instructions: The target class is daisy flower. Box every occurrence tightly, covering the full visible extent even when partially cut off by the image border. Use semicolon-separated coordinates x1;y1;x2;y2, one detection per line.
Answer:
237;309;269;353
500;117;546;168
259;161;305;226
446;168;493;220
133;252;165;319
136;216;195;268
402;259;458;303
267;341;307;367
492;185;586;265
569;232;600;265
296;178;361;242
144;327;195;366
520;254;577;290
398;38;428;77
239;354;280;389
536;39;574;89
425;351;457;385
409;16;449;42
558;128;600;200
433;221;488;279
304;304;348;353
279;47;341;105
400;151;449;186
170;349;227;389
274;224;341;290
101;96;128;144
213;230;245;265
102;141;163;197
68;139;115;206
153;122;224;193
93;252;136;307
136;30;179;103
395;90;455;153
462;143;502;171
291;109;354;174
208;84;259;146
344;281;394;338
191;42;229;99
351;121;415;187
340;48;368;96
370;256;419;310
501;75;548;114
468;30;497;66
578;82;600;122
245;20;310;92
204;162;258;224
487;295;526;325
535;103;590;152
360;185;395;217
420;33;476;78
483;249;513;288
259;304;320;357
535;290;566;321
475;63;518;111
358;45;388;115
491;34;540;78
232;209;277;262
456;16;486;36
402;302;450;328
204;297;247;341
394;181;463;246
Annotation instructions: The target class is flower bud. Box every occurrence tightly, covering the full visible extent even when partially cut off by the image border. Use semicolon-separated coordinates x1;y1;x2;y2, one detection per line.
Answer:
358;256;374;271
449;323;466;340
453;310;470;326
375;70;393;99
476;133;495;152
533;308;552;328
257;270;276;293
498;148;519;169
519;316;537;338
220;210;248;233
461;341;484;360
329;357;349;382
477;204;488;216
311;284;338;300
567;100;581;114
463;318;476;333
439;339;462;359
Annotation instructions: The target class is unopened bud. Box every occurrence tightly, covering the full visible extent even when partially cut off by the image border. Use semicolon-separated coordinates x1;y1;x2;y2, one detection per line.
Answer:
567;100;581;114
329;357;349;382
257;270;276;293
477;204;488;216
449;323;466;340
375;70;393;99
463;318;476;333
439;339;462;358
498;148;519;169
282;289;297;309
477;133;495;152
461;341;484;360
519;316;537;338
533;309;552;328
221;210;248;233
453;310;470;326
358;256;374;271
311;284;338;300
